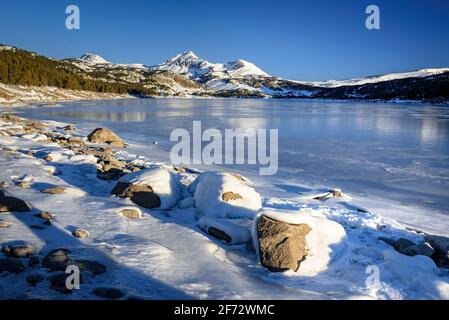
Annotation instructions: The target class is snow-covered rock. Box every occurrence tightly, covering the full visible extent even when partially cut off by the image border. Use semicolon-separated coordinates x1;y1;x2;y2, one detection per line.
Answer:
198;216;252;245
252;209;346;276
191;171;262;219
111;168;181;210
87;127;125;148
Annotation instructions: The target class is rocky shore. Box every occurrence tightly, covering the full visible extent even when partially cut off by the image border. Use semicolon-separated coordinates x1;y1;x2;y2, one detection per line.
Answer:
0;113;448;299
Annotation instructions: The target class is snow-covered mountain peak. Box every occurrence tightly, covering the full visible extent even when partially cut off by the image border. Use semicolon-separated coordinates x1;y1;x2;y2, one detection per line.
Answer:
224;59;269;77
79;53;110;64
163;50;200;67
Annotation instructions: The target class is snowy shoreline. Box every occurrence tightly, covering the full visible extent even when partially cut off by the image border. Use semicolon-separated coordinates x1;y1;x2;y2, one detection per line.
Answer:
0;114;449;300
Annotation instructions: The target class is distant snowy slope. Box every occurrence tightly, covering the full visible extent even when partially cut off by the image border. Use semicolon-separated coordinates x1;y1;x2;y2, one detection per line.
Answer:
79;53;110;64
300;68;449;88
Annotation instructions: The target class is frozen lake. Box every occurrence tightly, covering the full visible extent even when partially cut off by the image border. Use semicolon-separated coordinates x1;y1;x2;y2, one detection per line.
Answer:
11;98;449;233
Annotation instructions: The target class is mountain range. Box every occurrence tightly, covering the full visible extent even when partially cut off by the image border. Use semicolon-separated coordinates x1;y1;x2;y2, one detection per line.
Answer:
1;44;449;102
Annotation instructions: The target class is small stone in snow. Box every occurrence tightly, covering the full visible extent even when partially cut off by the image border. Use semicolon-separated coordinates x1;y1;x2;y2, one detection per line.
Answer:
26;274;44;286
72;229;90;238
41;187;66;194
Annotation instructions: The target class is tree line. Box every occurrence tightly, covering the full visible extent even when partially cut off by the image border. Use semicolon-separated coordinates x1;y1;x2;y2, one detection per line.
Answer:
0;48;154;96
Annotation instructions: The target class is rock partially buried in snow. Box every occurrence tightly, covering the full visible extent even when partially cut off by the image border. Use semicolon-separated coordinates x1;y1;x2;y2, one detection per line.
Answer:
0;195;32;212
0;220;12;228
256;215;311;272
191;172;261;219
72;229;90;238
198;216;252;245
74;260;107;275
1;243;35;258
26;274;44;286
111;168;180;210
394;238;416;252
41;186;66;194
87;128;125;148
401;242;434;257
42;249;72;271
253;209;346;275
40;186;85;196
118;207;142;219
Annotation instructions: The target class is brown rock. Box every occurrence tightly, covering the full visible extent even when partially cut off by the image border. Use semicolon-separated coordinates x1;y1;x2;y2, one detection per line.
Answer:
0;220;12;228
111;181;161;209
72;229;90;238
42;249;72;271
16;181;30;189
257;215;311;272
222;191;243;202
68;136;83;144
87;128;125;148
119;208;141;219
0;196;32;212
1;243;35;258
35;211;53;221
63;125;76;131
41;187;66;194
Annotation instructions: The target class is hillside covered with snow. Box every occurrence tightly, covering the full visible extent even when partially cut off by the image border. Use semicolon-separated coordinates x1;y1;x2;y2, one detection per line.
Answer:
1;44;449;103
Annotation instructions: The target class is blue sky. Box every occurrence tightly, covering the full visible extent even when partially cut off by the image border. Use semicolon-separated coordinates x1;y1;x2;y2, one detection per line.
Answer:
1;0;448;80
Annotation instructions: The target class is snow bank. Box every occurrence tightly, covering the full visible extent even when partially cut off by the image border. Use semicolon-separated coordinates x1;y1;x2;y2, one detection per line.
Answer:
192;171;262;219
198;216;252;245
118;167;181;210
252;209;347;276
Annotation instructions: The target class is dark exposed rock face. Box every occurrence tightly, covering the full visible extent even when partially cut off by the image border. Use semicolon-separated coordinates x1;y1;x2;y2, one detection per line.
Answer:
26;274;44;286
0;258;26;273
426;235;449;268
394;238;416;253
111;181;161;209
87;128;125;148
207;227;232;243
74;260;107;275
256;215;311;272
0;195;32;212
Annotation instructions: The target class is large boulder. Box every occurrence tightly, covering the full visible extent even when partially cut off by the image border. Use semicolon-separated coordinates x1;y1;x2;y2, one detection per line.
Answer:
253;210;346;275
111;168;180;210
256;215;311;272
0;194;32;212
87;128;125;148
191;172;262;219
